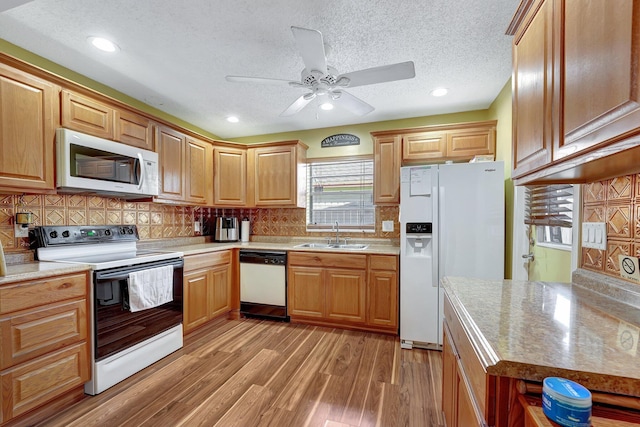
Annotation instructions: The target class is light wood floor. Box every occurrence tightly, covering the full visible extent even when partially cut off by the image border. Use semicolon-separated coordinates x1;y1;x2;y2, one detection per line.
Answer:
37;317;445;427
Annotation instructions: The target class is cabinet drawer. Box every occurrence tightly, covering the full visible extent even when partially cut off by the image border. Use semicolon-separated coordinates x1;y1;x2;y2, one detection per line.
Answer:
369;255;397;271
288;252;367;269
1;342;89;419
444;296;489;421
184;250;231;271
0;299;87;370
0;273;87;315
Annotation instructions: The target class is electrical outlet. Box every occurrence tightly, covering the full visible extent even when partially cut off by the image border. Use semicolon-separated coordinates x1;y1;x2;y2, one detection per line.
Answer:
14;223;29;238
382;220;394;232
581;222;607;250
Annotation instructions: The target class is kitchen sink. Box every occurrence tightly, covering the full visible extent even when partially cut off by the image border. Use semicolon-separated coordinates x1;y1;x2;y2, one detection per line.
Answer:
294;243;331;249
294;243;369;250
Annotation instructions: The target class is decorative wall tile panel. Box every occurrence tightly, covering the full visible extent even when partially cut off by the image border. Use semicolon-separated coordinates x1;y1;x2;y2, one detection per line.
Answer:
67;195;86;207
44;195;65;207
605;240;632;276
606;205;631;239
107;198;122;210
137;226;150;239
582;247;604;272
107;211;122;225
68;209;87;226
0;208;12;226
123;211;136;224
44;209;65;225
583;181;606;204
0;227;15;249
137;212;150;225
583;205;605;223
88;197;105;209
608;176;633;201
0;195;13;205
89;210;106;225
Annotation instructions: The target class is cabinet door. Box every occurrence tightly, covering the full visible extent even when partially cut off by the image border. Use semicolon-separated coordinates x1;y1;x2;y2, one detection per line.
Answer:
209;264;231;319
512;0;556;178
557;0;640;159
156;126;185;201
0;342;89;420
253;146;296;206
185;136;212;205
402;132;446;161
0;299;87;370
115;110;153;150
61;90;113;139
442;326;457;427
214;146;247;206
456;359;485;427
446;127;495;160
367;270;397;328
326;268;366;324
374;135;401;204
288;266;324;318
0;64;57;191
183;270;210;333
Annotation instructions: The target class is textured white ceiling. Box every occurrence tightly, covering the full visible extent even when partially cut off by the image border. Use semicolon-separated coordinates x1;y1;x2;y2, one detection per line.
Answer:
0;0;517;139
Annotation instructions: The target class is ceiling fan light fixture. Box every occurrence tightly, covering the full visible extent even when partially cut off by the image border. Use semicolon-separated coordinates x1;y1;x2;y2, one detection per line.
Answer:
430;87;448;97
226;116;239;123
320;102;334;111
88;36;119;52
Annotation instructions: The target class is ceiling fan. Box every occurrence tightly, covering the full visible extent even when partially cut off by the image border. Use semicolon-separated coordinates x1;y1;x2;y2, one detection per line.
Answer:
225;26;416;117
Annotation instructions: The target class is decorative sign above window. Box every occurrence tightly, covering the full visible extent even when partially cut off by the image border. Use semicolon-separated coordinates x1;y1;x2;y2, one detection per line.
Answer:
320;133;360;148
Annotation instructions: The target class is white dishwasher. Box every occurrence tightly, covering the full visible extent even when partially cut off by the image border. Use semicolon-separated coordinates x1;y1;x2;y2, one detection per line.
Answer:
239;250;288;321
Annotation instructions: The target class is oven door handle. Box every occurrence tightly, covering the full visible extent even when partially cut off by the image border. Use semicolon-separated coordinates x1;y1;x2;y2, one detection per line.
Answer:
94;259;184;280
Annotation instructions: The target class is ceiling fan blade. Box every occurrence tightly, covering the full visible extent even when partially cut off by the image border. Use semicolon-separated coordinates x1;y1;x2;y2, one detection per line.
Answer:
337;61;415;88
291;26;327;74
332;90;374;116
225;75;296;86
280;94;314;117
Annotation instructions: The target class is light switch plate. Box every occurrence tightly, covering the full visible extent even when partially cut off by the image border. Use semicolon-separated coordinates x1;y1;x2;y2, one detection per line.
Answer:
582;222;607;250
382;220;394;232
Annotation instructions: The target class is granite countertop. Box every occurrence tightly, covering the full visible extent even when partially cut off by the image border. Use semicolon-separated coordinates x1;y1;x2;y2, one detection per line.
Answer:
0;262;91;285
143;238;400;256
443;272;640;397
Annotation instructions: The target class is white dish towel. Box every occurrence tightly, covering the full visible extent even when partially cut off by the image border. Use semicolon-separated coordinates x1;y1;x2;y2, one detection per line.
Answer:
128;265;174;312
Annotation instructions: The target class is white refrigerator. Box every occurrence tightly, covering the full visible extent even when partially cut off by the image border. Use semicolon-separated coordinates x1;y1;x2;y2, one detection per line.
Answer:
399;161;504;349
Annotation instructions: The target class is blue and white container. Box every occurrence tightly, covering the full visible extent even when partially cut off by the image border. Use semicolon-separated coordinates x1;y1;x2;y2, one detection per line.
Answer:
542;377;592;427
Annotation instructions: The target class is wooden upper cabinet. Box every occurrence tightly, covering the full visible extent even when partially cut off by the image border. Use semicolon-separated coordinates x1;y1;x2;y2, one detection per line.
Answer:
0;63;58;192
511;0;556;178
557;0;640;159
509;0;640;184
447;126;496;159
403;132;446;161
62;89;153;149
249;141;307;207
185;136;213;205
213;145;247;206
155;125;185;201
373;134;401;205
115;109;153;150
61;90;113;139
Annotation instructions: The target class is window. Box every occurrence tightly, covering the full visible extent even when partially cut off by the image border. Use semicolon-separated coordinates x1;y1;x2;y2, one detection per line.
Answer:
525;184;574;247
306;157;374;231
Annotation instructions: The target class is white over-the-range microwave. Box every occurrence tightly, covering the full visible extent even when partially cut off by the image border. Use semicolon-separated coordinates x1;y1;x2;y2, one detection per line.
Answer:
56;128;159;198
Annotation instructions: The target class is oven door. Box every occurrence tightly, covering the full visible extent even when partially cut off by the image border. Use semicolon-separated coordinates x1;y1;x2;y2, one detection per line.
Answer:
93;258;183;361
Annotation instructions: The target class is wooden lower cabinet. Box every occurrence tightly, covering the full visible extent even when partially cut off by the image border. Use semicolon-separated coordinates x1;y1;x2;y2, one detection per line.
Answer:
0;271;90;425
288;252;398;333
183;251;232;334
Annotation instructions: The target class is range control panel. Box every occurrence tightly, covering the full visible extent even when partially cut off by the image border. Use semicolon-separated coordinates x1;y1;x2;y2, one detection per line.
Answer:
406;222;432;234
30;225;139;247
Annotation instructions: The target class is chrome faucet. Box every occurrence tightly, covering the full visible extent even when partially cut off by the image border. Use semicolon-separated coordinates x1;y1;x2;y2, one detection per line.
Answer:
334;220;340;244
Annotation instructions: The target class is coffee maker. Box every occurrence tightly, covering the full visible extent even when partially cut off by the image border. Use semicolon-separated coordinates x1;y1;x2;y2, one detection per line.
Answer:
214;217;239;242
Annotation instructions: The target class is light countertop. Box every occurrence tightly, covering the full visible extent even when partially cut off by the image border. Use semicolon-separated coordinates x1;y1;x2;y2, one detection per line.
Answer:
443;274;640;397
0;262;90;285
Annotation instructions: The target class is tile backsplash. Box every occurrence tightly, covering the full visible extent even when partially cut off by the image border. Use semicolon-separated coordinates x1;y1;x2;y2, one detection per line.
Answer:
0;193;399;254
582;173;640;279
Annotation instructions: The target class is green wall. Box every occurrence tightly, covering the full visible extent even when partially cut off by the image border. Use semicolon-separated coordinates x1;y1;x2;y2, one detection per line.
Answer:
530;231;573;282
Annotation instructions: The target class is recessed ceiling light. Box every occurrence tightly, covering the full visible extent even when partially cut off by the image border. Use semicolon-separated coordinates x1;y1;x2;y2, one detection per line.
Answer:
430;87;448;97
226;116;239;123
88;36;119;52
320;102;334;111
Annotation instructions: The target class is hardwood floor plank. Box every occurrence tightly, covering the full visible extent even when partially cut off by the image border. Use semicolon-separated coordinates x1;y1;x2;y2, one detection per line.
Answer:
31;319;443;427
213;384;274;427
